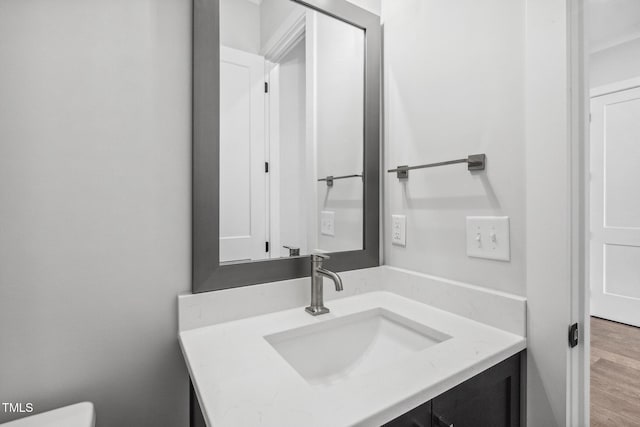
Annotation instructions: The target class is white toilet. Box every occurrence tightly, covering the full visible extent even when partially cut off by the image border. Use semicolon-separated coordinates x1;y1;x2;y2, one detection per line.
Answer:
0;402;95;427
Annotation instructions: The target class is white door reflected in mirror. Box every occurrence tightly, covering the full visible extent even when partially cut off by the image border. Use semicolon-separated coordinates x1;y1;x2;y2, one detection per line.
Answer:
219;0;365;264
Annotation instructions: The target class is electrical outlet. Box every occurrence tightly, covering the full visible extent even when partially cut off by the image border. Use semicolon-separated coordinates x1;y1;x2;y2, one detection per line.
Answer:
466;216;510;261
392;215;406;246
321;211;335;236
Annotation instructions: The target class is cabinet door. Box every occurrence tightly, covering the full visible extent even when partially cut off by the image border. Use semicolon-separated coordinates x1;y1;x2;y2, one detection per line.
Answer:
431;353;521;427
190;381;207;427
383;400;432;427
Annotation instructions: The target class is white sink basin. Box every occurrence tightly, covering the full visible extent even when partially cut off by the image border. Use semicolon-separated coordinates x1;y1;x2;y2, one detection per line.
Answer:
265;308;451;386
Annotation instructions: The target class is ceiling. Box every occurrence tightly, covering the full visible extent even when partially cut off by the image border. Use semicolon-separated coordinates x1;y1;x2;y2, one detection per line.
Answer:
588;0;640;52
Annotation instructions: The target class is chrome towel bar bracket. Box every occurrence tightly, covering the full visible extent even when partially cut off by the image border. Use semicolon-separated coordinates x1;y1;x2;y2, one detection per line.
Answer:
388;154;486;179
318;173;364;187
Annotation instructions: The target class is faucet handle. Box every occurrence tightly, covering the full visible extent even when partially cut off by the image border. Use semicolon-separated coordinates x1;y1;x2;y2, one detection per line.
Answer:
283;245;300;257
311;253;330;264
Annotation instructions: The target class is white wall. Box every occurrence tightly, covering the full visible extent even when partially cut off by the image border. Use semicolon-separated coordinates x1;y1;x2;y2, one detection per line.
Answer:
260;0;380;54
345;0;380;16
278;41;308;257
383;3;582;426
590;38;640;87
314;12;365;253
524;0;583;424
382;0;526;296
220;0;260;54
260;0;301;53
0;1;191;426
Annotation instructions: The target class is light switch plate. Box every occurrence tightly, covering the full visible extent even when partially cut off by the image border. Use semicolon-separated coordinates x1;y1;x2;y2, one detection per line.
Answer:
320;211;335;236
392;215;407;246
466;216;510;261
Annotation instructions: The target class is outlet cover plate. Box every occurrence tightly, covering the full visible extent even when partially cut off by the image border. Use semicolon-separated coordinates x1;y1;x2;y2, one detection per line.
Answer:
320;211;335;236
392;214;407;246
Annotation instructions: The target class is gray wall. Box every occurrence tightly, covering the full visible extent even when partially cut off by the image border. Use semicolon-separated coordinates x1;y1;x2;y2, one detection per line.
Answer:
0;0;191;425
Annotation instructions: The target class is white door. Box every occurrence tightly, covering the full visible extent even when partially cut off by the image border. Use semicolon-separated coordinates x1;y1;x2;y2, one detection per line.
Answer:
590;83;640;327
219;46;267;263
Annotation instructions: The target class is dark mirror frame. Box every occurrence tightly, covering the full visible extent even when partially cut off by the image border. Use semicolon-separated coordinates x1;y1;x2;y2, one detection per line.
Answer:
192;0;381;293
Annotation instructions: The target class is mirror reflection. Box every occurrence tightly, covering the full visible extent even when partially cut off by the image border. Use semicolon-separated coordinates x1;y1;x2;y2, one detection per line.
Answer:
219;0;365;263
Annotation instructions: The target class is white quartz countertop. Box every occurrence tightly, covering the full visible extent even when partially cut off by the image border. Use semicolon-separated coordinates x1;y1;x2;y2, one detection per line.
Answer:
179;291;526;427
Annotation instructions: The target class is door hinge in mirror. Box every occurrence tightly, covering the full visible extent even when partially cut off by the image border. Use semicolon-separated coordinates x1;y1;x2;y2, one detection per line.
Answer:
569;323;579;348
264;82;269;93
265;162;269;173
265;241;270;253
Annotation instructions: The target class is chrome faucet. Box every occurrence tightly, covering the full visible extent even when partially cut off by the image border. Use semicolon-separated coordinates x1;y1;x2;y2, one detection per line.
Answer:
305;254;343;316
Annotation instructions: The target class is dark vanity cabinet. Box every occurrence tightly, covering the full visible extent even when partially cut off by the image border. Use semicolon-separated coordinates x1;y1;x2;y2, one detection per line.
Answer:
192;352;523;427
383;401;432;427
384;352;522;427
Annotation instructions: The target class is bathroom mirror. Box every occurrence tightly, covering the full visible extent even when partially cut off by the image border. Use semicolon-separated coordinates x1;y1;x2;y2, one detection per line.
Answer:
193;0;380;292
219;0;365;263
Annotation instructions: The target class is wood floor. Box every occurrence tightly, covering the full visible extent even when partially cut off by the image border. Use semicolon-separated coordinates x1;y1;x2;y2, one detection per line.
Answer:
591;316;640;426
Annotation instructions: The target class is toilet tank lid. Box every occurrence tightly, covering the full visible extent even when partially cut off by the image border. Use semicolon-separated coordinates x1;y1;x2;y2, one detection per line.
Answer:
0;402;95;427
